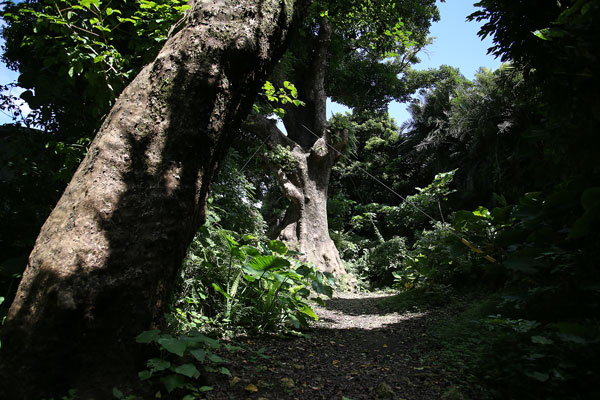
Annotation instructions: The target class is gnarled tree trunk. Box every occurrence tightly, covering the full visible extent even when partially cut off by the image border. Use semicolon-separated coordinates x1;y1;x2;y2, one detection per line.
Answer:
245;19;347;276
0;1;306;398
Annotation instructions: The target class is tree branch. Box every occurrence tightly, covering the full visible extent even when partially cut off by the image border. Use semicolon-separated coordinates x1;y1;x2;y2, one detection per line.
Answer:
242;113;296;149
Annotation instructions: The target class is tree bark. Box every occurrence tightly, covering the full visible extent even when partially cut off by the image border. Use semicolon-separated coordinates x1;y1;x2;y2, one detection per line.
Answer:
244;19;347;275
0;0;307;398
245;21;345;275
245;112;347;276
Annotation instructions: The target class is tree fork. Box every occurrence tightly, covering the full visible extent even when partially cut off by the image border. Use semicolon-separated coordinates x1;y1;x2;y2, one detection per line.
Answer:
0;0;309;398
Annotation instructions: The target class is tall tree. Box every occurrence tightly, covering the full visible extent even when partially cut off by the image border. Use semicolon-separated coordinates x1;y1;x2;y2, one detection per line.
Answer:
0;0;307;398
245;0;439;274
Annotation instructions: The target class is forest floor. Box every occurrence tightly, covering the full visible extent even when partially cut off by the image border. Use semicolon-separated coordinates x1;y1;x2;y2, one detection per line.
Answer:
205;291;472;400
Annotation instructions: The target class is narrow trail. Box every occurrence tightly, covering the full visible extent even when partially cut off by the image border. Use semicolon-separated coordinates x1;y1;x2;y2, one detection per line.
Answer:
208;292;454;399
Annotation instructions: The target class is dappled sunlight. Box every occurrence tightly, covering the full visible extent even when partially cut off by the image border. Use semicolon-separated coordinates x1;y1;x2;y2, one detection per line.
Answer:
315;292;429;330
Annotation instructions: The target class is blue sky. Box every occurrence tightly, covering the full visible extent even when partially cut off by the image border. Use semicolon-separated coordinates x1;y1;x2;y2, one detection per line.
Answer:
0;1;501;126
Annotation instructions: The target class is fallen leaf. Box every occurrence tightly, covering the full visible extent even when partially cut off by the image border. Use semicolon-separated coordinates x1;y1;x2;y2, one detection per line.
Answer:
245;384;259;393
229;376;241;387
383;344;388;348
332;360;340;365
280;377;295;389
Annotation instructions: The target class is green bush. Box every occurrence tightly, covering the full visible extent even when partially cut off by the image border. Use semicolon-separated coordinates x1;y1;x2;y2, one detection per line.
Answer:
363;237;408;287
171;218;334;334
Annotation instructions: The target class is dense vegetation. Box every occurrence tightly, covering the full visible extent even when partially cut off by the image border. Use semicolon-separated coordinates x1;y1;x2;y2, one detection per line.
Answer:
1;0;599;398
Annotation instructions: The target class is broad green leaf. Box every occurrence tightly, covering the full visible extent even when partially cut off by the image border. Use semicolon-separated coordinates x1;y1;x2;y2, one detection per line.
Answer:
190;348;206;362
299;305;318;320
219;367;231;376
174;363;200;378
147;358;170;372
267;240;288;255
158;338;187;357
135;330;160;343
241;245;260;257
186;332;219;348
295;265;312;277
160;374;185;393
249;255;290;271
138;370;152;380
207;353;226;364
311;280;333;298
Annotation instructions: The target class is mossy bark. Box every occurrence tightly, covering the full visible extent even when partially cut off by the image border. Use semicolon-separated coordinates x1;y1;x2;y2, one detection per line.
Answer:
0;0;307;398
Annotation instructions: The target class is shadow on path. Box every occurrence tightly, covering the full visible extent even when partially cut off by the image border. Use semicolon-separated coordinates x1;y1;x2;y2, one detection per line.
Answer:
207;291;454;400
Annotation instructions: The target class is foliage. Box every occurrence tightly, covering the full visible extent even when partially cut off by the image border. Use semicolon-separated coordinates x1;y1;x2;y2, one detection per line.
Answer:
255;80;305;118
0;1;190;312
171;214;334;334
0;125;74;319
363;237;408;287
209;150;267;236
312;0;440;112
132;329;228;397
1;0;189;133
265;144;298;175
332;171;459;288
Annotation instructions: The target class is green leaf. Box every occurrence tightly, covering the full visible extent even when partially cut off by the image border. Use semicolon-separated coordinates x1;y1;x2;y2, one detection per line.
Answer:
190;348;206;362
79;0;100;10
299;305;319;320
532;29;549;40
160;374;185;393
158;338;187;357
295;265;311;277
135;330;160;344
219;367;231;376
147;358;171;372
185;332;219;348
207;353;226;364
311;280;333;298
212;282;231;299
138;370;152;380
199;386;213;392
267;240;288;255
248;255;290;271
174;363;200;378
112;387;124;399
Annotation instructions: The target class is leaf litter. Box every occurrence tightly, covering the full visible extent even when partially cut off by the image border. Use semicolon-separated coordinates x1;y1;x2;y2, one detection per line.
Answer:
204;291;459;399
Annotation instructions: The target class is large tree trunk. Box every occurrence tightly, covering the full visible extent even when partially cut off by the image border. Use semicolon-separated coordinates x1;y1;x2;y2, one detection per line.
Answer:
0;1;306;398
276;130;347;276
246;19;347;275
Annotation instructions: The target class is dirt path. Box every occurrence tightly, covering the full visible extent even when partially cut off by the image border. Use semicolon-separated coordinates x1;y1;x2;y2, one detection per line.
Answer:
207;292;452;399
